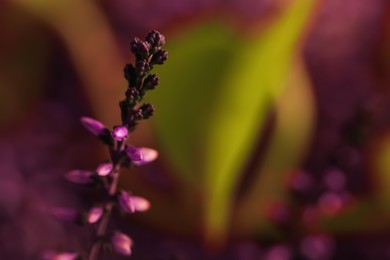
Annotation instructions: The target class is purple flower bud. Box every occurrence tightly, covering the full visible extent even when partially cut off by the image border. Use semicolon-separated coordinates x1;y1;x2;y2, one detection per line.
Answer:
130;37;150;57
145;30;166;49
143;74;159;90
96;163;113;176
151;50;168;65
87;207;103;224
112;126;128;141
125;146;143;162
133;147;158;166
135;59;149;75
138;103;154;119
112;231;133;256
118;191;150;213
80;117;106;136
134;109;144;121
51;207;78;222
42;251;78;260
125;88;140;103
65;170;93;184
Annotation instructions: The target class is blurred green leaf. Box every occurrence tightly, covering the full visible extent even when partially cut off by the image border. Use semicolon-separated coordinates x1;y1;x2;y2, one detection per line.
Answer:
233;61;315;237
151;0;316;246
151;23;238;183
203;0;316;246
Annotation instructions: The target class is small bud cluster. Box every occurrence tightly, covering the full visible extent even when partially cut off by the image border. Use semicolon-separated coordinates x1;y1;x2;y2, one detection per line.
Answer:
45;30;167;260
122;29;167;130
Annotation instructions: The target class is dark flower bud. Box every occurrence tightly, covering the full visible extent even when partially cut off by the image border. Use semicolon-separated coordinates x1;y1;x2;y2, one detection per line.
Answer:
139;103;154;119
134;109;144;120
135;59;149;76
130;37;150;58
150;50;168;65
125;88;140;103
145;30;165;50
143;74;159;90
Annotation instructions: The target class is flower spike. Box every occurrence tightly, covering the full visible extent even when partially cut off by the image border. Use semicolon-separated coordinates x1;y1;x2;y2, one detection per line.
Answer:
48;30;167;260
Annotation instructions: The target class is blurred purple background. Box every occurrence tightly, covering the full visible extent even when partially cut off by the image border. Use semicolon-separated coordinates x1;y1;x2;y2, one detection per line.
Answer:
1;0;390;259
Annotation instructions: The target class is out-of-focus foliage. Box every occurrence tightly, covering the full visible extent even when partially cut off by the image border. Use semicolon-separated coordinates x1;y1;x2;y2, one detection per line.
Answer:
12;0;126;127
150;0;316;246
234;60;315;237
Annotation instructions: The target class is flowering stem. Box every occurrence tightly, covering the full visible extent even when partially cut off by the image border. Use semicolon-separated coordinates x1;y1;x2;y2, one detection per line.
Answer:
88;147;123;260
58;30;167;260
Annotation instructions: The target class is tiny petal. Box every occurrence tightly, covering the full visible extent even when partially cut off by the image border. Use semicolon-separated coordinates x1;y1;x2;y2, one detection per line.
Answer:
80;117;106;136
112;126;128;141
51;207;78;222
96;163;113;176
133;147;158;166
118;191;150;213
112;232;133;256
131;196;151;212
126;146;143;162
65;170;93;184
87;207;103;224
42;250;78;260
118;191;134;213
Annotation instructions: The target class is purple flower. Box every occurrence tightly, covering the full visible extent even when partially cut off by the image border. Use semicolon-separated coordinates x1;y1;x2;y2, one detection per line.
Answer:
111;232;133;256
80;117;106;136
87;207;104;224
125;146;143;162
42;251;78;260
65;170;93;184
133;147;158;166
118;191;150;213
112;126;128;141
96;163;113;176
